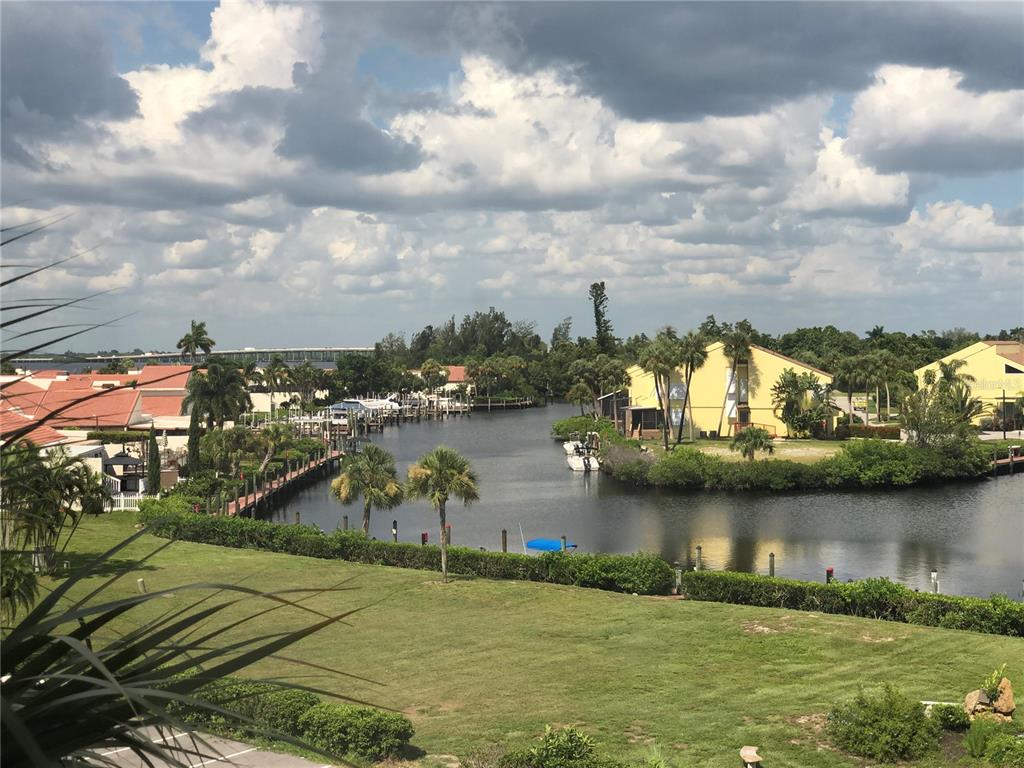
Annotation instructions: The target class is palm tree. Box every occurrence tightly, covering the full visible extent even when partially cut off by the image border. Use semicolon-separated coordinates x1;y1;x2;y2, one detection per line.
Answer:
833;357;861;424
263;355;291;418
257;422;294;474
638;329;679;451
860;353;886;424
406;446;479;583
566;382;594;416
875;350;902;420
176;320;215;362
936;359;976;388
331;445;405;536
675;331;708;443
716;328;752;438
944;381;989;424
729;427;774;461
185;360;250;429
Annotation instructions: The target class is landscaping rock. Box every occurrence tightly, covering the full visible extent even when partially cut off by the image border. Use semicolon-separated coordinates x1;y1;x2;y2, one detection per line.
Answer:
964;689;991;715
975;711;1014;725
993;677;1015;716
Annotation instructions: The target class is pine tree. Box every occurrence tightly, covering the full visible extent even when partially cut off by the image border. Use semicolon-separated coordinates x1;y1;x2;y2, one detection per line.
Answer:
146;427;161;496
589;281;615;354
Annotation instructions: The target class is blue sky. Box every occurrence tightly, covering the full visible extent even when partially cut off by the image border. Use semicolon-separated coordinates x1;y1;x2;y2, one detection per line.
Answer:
2;1;1021;350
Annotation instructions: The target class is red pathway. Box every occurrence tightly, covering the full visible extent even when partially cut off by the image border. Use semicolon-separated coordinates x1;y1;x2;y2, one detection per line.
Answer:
226;450;342;516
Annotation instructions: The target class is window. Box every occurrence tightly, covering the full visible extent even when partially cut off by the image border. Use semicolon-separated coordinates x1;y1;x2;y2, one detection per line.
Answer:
1006;364;1024;374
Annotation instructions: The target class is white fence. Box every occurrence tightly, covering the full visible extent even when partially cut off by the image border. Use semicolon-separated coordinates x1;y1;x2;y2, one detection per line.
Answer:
107;492;144;511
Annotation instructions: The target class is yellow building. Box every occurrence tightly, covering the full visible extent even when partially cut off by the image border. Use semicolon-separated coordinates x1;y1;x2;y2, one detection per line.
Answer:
914;341;1024;423
626;343;833;438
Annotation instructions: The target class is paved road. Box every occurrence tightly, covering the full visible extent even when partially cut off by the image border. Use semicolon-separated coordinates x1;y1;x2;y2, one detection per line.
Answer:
103;729;336;768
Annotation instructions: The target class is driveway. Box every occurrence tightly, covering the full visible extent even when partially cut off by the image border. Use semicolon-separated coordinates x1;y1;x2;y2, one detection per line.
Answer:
102;729;336;768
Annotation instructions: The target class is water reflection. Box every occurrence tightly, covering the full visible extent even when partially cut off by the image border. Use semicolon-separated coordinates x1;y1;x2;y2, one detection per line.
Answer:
269;404;1024;598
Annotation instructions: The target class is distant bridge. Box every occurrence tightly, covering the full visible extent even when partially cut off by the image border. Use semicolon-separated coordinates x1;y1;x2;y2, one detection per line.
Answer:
14;347;376;366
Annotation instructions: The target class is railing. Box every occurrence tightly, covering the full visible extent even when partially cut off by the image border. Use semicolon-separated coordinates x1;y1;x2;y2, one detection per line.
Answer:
107;492;144;511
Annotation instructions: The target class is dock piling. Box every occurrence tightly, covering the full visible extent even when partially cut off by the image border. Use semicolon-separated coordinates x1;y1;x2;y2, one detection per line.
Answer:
501;528;508;553
769;552;775;577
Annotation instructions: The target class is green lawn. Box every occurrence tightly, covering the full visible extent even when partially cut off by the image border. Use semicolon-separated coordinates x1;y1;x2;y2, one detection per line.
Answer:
57;512;1021;768
640;438;844;463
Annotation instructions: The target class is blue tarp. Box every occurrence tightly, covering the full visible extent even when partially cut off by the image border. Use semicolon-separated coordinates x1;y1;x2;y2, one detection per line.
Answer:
526;538;577;552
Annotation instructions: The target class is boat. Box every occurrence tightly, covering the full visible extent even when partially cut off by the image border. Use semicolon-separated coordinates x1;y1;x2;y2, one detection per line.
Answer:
526;537;578;552
566;450;600;472
562;431;583;455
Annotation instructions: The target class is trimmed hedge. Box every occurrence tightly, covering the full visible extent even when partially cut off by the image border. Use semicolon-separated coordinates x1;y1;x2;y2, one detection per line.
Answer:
299;702;414;760
613;440;993;490
137;503;674;596
848;424;901;440
170;676;413;761
85;429;150;443
679;570;1024;637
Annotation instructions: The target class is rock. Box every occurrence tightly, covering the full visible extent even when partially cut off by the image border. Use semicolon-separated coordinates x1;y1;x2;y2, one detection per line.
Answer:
964;689;991;715
993;677;1016;716
975;711;1014;725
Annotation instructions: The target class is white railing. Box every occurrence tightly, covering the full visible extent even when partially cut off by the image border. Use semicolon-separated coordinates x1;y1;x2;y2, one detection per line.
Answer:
107;492;144;511
103;474;122;494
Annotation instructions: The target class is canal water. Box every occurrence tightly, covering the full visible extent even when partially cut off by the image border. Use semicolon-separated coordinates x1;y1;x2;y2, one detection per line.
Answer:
268;404;1024;599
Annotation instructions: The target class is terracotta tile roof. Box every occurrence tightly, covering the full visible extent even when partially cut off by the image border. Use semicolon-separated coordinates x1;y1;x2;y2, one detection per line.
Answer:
137;365;193;389
446;365;467;383
26;369;68;379
47;374;136;391
986;341;1024;366
35;387;143;429
0;406;69;447
140;393;185;417
0;379;49;412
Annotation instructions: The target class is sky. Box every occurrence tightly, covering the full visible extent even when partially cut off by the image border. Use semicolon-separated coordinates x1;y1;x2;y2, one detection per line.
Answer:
1;1;1022;352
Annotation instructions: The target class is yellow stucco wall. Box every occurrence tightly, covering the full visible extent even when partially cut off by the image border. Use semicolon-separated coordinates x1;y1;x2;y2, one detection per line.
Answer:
914;341;1024;422
627;343;833;437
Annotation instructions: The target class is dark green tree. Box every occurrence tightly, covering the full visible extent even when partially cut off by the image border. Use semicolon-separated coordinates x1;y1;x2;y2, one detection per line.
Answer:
146;427;161;496
589;281;615;353
185;407;201;476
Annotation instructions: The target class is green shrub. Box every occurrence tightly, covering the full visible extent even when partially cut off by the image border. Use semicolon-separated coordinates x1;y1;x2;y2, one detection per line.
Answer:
679;570;1024;637
85;429;150;443
983;664;1008;700
171;677;318;736
498;726;625;768
826;685;939;762
930;703;969;731
298;702;414;760
848;424;901;440
138;502;674;596
965;716;1002;758
550;417;624;445
986;733;1024;766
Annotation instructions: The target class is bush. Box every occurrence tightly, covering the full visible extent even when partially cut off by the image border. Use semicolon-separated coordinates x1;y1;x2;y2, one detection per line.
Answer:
826;685;939;762
965;716;1002;759
679;570;1024;637
85;429;150;443
298;702;414;760
175;678;319;736
849;424;901;440
551;417;624;445
986;733;1024;767
930;703;969;731
138;502;674;596
498;726;625;768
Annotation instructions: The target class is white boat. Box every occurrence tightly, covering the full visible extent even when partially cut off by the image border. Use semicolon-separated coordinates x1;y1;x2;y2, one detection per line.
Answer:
563;431;583;455
567;453;600;472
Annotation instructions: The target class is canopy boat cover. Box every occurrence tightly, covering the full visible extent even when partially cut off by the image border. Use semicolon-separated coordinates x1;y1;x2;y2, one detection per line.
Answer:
526;538;578;552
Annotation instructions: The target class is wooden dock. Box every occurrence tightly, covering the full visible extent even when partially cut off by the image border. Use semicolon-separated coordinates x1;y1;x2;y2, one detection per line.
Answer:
226;449;342;517
992;448;1023;476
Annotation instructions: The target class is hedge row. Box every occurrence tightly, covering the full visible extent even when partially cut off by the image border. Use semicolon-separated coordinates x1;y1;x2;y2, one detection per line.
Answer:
171;677;413;760
679;571;1024;637
609;440;993;490
85;429;150;443
847;424;901;440
137;503;675;596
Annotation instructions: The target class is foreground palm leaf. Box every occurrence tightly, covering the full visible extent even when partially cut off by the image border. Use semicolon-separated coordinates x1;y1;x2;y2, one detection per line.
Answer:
1;530;368;767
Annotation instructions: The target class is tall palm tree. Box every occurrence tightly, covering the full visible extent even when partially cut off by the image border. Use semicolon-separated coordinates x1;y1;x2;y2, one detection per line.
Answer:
566;382;594;416
675;331;708;443
406;446;479;583
638;329;679;451
332;445;405;536
875;350;903;420
936;359;976;388
729;427;774;461
257;422;294;474
833;357;861;424
184;360;250;429
716;328;752;438
860;353;886;424
263;355;291;418
176;320;215;363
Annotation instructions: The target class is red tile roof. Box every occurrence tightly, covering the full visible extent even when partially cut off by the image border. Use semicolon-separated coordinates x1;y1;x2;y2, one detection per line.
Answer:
446;365;467;383
0;379;49;412
0;406;69;447
47;374;136;391
35;387;143;429
140;393;185;417
987;341;1024;366
137;365;193;390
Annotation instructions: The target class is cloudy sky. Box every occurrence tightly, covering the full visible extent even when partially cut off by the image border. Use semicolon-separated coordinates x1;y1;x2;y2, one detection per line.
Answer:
2;1;1022;351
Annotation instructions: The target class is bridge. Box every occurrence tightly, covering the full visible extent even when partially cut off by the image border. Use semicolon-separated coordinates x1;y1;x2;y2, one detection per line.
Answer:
13;346;376;366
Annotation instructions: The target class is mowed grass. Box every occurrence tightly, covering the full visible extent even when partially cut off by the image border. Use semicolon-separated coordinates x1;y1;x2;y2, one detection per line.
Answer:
640;438;844;463
58;512;1021;768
